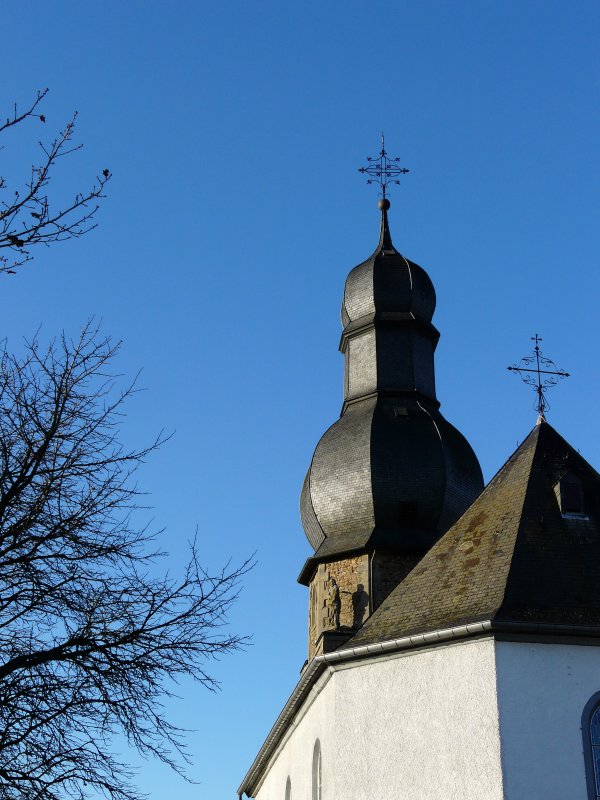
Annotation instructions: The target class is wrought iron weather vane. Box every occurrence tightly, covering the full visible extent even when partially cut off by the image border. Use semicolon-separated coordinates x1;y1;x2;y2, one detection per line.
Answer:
507;334;570;419
358;133;409;199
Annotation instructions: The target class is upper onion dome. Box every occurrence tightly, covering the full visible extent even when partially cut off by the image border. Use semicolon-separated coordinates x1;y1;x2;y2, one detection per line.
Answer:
342;200;436;327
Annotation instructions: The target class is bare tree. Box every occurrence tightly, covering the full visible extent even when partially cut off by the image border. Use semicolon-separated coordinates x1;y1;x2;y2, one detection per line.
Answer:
0;323;250;800
0;88;110;275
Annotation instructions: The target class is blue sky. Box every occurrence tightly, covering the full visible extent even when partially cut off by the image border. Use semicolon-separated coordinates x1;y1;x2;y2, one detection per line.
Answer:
2;1;600;797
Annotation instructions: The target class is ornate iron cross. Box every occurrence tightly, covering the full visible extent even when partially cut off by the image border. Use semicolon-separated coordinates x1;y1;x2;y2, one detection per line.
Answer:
507;334;570;418
358;133;409;199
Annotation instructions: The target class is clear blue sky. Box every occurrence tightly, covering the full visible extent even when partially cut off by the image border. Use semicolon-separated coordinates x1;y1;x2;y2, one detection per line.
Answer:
2;2;600;798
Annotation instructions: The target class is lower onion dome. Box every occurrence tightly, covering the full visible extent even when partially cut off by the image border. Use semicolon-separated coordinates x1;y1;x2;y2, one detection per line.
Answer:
300;396;483;559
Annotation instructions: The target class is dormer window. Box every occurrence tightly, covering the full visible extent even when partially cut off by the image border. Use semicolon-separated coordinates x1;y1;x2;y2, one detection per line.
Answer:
554;472;587;518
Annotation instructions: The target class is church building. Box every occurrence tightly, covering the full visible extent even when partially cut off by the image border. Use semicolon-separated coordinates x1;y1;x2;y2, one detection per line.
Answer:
238;169;600;800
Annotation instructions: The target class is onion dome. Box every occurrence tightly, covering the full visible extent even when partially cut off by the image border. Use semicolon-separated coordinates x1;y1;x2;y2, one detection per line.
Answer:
299;200;483;582
342;199;436;327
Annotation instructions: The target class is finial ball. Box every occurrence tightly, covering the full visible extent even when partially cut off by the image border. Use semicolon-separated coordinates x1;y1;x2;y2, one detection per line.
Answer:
378;198;391;211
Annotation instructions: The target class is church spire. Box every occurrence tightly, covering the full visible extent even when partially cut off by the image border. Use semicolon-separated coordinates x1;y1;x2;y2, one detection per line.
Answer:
299;165;484;659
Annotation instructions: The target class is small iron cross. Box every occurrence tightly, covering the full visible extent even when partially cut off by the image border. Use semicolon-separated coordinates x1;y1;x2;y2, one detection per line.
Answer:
507;334;570;418
358;133;409;199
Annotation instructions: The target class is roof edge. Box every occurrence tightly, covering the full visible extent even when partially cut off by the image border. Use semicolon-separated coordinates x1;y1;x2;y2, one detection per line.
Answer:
238;615;600;796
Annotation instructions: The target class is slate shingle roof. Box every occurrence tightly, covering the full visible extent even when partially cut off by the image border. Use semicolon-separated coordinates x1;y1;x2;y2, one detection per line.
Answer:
349;421;600;646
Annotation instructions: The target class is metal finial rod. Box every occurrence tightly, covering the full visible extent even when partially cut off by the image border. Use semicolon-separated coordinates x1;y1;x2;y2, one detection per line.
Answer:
507;334;570;417
358;133;409;199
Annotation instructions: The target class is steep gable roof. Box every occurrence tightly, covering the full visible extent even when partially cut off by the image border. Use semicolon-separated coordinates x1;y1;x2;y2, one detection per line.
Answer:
350;421;600;646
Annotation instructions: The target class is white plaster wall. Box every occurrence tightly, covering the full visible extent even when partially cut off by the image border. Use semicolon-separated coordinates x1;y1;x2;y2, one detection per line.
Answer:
255;637;504;800
255;668;336;800
496;641;600;800
332;638;503;800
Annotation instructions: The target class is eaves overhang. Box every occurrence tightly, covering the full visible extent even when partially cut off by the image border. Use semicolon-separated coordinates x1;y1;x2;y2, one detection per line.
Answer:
297;525;440;586
297;545;367;586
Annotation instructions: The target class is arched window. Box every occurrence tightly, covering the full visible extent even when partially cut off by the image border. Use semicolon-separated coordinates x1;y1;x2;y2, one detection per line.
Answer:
285;775;292;800
582;692;600;799
312;739;322;800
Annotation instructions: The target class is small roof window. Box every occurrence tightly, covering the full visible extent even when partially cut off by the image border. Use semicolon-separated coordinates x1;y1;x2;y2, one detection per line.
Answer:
554;472;588;518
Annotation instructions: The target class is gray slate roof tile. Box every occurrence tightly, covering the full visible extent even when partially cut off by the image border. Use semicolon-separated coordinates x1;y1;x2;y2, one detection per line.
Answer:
349;421;600;646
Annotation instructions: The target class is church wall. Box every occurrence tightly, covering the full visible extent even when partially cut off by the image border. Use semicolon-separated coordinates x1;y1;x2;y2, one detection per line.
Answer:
254;668;336;800
495;641;600;800
330;638;504;800
254;637;504;800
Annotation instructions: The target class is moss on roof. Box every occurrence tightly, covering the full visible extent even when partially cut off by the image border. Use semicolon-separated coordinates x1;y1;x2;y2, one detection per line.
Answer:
349;422;600;646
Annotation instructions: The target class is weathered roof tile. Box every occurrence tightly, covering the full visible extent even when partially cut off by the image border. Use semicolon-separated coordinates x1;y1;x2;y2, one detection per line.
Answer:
349;422;600;646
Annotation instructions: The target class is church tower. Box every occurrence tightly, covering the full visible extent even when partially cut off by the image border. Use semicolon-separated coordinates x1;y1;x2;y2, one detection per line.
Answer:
300;196;483;659
239;148;600;800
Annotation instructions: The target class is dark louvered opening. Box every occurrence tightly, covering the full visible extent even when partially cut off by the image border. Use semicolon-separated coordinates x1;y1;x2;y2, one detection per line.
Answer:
399;501;418;526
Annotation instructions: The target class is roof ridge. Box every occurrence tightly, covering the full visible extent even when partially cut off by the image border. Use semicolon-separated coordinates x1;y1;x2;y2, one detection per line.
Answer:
482;422;541;494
